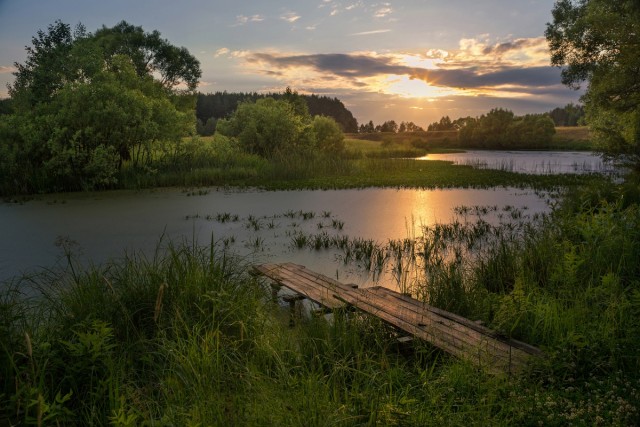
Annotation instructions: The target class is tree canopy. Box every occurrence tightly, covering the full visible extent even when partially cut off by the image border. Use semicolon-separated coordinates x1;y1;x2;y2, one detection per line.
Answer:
1;20;199;192
195;90;358;133
546;0;640;170
548;103;585;127
458;109;556;149
216;96;345;158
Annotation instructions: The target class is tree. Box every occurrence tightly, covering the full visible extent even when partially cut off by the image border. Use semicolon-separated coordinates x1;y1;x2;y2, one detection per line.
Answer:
196;117;217;136
458;109;555;148
93;21;201;92
311;115;345;154
546;0;640;170
9;20;83;109
195;91;358;133
428;116;455;131
3;21;200;192
216;98;309;157
362;120;375;133
380;120;398;133
548;103;585;126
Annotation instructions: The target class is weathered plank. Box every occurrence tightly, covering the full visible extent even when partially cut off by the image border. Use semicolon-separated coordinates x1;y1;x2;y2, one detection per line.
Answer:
252;263;351;309
252;262;543;374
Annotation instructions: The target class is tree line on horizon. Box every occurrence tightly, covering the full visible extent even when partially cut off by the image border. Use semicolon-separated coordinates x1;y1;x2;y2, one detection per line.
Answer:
426;103;585;132
195;89;359;135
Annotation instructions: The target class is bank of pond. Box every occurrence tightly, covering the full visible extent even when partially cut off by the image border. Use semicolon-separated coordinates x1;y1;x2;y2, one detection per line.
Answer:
1;174;639;425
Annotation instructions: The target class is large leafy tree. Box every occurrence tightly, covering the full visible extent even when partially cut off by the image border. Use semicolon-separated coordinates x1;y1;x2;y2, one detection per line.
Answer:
216;97;345;158
216;98;309;157
92;21;201;92
3;21;200;192
546;0;640;170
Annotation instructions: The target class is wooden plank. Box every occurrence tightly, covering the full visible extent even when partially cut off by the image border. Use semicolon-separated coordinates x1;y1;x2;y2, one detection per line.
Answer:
367;287;542;356
356;287;534;369
251;263;349;309
365;286;542;360
264;264;530;369
252;263;543;374
332;289;526;373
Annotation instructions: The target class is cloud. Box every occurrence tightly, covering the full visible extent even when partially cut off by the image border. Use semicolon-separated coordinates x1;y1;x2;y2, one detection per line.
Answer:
246;50;562;93
214;48;230;57
247;53;408;78
233;14;264;26
345;2;363;11
235;35;577;124
374;4;393;18
281;12;301;23
445;36;551;69
350;29;391;36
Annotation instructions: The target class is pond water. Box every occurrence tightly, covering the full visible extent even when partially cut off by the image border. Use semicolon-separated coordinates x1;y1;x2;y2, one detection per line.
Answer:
417;150;611;174
0;186;550;288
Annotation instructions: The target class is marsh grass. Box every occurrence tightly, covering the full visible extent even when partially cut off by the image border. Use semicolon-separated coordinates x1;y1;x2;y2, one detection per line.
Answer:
113;136;602;193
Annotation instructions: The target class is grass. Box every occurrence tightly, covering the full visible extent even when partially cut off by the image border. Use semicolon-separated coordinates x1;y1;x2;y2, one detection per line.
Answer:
1;131;599;197
111;134;603;193
2;179;640;425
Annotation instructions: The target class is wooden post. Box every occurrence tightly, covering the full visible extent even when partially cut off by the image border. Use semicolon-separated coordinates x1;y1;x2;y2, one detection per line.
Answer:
270;283;281;304
283;294;306;326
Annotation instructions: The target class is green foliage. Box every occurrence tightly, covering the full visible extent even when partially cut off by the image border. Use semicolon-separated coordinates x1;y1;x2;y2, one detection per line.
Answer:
546;0;640;171
196;90;359;134
548;102;585;126
2;178;640;424
427;115;455;131
459;108;556;148
196;117;217;136
217;97;346;159
1;21;199;193
311;115;345;154
8;20;81;109
217;98;309;157
93;21;201;92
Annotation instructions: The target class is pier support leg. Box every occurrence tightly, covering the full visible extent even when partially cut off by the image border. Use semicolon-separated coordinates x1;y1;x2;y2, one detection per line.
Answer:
283;294;306;327
270;284;281;304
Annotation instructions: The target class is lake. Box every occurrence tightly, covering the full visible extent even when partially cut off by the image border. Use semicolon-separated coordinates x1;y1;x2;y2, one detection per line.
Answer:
417;150;611;174
0;186;550;288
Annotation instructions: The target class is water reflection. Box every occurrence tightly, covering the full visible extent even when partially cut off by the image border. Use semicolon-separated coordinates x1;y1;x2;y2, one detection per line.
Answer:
0;187;551;286
417;150;612;175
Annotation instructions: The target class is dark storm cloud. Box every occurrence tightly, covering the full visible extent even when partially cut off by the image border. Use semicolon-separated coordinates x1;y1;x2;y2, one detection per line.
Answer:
249;53;563;89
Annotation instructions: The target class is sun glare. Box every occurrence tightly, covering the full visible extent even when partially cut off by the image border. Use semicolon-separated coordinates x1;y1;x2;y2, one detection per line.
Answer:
400;54;443;69
385;75;459;99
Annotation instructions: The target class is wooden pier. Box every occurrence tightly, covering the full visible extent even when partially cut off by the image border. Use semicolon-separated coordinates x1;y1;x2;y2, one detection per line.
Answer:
252;262;543;375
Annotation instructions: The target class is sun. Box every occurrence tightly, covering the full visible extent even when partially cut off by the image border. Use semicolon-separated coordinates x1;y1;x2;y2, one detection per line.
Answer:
384;75;460;99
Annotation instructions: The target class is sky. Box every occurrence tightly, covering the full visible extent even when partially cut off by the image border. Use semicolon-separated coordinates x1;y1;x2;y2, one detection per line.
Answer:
0;0;583;128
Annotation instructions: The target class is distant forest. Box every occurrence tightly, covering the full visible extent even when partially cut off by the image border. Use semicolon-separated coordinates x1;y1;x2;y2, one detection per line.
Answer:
196;91;359;135
427;103;585;132
547;103;585;127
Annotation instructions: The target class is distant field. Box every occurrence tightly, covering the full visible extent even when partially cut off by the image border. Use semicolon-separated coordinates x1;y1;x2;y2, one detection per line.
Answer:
346;126;593;151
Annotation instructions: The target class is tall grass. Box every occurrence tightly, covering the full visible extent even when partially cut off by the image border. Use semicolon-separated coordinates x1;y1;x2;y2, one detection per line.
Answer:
113;135;607;192
2;180;640;425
